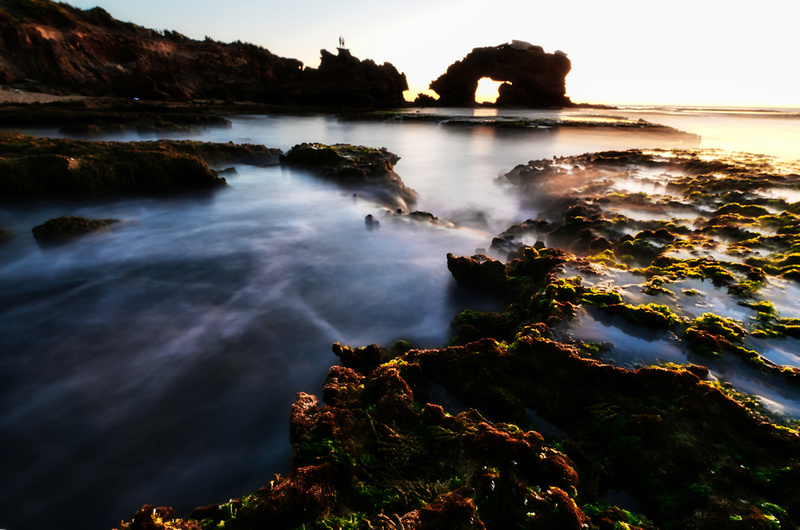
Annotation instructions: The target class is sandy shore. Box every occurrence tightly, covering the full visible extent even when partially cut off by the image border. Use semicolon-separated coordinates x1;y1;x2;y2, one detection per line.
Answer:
0;88;86;104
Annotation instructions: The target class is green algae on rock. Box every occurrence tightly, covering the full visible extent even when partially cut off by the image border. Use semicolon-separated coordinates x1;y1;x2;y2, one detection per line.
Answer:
115;329;800;530
0;132;282;198
113;148;800;530
32;215;121;246
281;143;417;212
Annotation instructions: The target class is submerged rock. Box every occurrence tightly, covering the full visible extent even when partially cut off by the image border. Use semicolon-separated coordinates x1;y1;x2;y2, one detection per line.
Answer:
281;143;417;211
32;216;120;246
0;227;13;244
365;213;380;230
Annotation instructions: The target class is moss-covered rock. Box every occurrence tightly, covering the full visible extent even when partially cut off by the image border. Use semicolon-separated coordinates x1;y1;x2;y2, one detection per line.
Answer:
281;143;417;211
0;132;284;198
32;216;120;246
113;148;800;530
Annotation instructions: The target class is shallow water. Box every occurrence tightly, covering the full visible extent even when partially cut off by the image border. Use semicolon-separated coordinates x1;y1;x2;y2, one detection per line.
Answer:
1;107;799;530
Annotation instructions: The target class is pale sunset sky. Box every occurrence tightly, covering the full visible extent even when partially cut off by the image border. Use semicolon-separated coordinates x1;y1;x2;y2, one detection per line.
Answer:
64;0;799;108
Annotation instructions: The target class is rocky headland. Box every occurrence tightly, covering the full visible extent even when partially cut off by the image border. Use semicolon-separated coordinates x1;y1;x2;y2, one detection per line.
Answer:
0;0;407;107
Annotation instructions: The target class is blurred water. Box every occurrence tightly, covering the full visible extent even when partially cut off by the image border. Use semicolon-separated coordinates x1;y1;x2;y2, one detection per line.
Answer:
0;108;797;530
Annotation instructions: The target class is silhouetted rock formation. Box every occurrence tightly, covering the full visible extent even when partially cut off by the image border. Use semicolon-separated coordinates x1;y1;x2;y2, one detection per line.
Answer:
294;48;408;107
0;0;407;107
430;41;572;107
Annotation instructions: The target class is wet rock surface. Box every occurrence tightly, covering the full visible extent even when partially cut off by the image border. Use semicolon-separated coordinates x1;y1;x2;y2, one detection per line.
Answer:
114;148;800;530
32;215;120;246
0;132;283;198
0;100;235;134
281;143;417;211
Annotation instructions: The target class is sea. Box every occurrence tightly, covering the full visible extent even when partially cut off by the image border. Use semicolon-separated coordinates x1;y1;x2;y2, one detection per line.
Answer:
1;105;799;530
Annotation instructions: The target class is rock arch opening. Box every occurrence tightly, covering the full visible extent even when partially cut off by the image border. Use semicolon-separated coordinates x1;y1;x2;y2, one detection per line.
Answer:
475;77;508;104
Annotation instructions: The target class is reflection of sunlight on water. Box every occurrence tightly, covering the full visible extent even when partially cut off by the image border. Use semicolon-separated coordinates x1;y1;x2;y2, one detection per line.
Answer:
654;278;751;321
758;279;800;321
564;309;800;418
600;205;697;223
664;247;749;264
757;187;800;203
753;338;800;367
472;107;499;118
608;109;800;161
563;308;687;366
720;370;800;418
608;178;669;196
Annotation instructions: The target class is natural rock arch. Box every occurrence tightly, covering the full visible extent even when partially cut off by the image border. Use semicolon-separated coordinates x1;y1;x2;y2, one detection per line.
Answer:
429;42;572;108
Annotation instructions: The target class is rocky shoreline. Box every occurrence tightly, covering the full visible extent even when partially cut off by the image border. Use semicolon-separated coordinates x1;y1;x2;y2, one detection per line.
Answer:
3;2;797;529
2;105;799;528
3;121;800;529
116;246;800;530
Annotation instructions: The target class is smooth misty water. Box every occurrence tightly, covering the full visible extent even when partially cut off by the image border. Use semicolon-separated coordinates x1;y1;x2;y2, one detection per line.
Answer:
0;107;798;530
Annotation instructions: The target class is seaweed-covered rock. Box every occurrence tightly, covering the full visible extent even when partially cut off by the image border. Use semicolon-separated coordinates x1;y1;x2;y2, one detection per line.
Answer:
446;253;508;294
141;353;588;530
113;149;800;530
32;216;120;246
408;336;800;528
0;133;284;199
117;327;799;529
281;143;417;211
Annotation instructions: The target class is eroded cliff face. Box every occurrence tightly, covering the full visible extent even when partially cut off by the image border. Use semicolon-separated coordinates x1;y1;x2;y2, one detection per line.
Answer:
0;0;407;106
429;42;572;107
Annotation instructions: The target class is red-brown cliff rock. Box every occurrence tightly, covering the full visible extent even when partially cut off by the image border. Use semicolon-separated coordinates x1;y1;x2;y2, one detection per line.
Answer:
0;0;407;106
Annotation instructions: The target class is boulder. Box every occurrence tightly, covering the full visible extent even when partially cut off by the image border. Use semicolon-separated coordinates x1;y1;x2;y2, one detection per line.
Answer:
31;215;120;246
281;143;417;211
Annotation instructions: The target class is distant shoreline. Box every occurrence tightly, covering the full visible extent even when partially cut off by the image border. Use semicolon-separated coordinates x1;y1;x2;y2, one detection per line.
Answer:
0;88;87;104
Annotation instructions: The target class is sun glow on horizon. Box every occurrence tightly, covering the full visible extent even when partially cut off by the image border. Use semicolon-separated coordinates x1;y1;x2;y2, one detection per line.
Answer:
474;77;506;104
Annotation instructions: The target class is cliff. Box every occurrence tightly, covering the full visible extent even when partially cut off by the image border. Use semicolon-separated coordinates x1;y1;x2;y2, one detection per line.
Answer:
0;0;407;106
429;41;572;107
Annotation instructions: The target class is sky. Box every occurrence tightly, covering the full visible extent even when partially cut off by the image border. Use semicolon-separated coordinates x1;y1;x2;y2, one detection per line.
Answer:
62;0;799;108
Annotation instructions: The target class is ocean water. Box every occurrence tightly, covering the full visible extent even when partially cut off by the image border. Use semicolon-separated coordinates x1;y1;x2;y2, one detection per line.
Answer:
0;106;798;530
